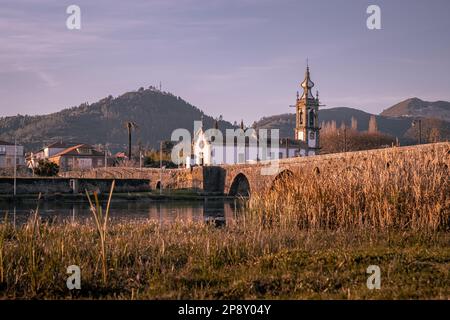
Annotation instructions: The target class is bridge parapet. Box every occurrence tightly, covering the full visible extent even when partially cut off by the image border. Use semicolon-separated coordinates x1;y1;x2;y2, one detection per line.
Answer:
60;143;449;196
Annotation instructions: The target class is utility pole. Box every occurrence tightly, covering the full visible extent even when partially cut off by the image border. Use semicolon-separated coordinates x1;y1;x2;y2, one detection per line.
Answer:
412;119;422;144
13;137;17;197
160;141;163;195
104;143;108;169
105;103;108;170
139;150;143;169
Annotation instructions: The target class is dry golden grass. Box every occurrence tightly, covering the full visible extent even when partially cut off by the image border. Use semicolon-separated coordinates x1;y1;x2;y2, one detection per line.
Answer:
248;143;449;231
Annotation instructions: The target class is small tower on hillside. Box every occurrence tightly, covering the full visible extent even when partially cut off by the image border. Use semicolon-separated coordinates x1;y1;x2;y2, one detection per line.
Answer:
295;64;320;152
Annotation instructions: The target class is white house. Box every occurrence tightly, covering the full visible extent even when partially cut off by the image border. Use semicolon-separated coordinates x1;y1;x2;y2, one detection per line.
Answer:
28;141;80;168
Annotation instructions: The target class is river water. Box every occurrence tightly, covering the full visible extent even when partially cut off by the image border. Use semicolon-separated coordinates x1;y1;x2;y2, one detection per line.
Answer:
0;199;245;226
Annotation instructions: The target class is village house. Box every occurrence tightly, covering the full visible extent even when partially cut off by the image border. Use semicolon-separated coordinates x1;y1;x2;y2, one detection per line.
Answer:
0;140;25;168
47;144;105;172
28;141;81;168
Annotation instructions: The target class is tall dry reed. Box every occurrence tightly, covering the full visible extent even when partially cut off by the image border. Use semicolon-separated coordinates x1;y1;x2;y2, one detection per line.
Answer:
86;180;115;285
248;144;449;231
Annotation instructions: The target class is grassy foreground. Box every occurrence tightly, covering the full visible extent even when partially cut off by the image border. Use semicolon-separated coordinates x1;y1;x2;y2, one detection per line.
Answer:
0;143;449;299
0;220;449;299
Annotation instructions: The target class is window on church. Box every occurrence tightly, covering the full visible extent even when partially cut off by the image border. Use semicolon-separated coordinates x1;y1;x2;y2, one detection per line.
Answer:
309;110;314;126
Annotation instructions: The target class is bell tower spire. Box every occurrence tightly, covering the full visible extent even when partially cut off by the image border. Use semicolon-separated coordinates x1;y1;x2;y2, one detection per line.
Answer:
300;64;315;100
294;63;320;154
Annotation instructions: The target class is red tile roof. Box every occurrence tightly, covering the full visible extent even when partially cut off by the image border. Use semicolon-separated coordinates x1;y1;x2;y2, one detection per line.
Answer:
46;141;80;149
49;144;104;158
33;141;81;154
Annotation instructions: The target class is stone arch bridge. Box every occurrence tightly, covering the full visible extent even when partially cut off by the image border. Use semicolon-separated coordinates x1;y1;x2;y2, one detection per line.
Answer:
61;143;449;197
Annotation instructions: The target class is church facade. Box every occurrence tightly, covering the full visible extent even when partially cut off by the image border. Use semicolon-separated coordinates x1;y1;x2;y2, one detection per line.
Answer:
189;65;321;167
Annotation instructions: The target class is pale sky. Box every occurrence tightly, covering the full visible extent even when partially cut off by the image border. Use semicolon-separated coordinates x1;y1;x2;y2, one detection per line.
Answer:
1;0;449;123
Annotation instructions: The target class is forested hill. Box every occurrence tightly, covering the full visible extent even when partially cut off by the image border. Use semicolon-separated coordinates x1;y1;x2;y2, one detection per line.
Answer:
0;87;233;151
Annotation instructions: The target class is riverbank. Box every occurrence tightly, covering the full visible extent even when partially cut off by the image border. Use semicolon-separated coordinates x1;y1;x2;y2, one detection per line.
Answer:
0;189;233;203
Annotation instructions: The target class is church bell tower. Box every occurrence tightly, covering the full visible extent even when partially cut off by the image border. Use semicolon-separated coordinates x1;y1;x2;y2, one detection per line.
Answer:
295;64;320;152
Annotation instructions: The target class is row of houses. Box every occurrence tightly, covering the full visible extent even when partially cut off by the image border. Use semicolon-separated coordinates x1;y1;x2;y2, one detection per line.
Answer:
1;134;312;172
0;140;108;171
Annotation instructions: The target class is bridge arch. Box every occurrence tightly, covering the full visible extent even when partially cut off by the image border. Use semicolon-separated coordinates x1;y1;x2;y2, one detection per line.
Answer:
228;173;251;197
270;169;295;191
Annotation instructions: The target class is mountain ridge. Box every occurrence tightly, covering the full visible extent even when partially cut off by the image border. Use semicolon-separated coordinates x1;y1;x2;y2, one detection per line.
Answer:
381;97;450;121
1;91;449;152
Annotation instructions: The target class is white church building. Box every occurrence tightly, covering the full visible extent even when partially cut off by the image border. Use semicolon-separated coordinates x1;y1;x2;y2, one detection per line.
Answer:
189;65;321;167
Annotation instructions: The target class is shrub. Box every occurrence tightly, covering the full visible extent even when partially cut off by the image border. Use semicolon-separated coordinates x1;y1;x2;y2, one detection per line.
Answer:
33;159;59;177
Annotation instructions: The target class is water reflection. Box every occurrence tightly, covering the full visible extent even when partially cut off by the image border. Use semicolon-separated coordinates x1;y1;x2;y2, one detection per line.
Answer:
0;199;245;226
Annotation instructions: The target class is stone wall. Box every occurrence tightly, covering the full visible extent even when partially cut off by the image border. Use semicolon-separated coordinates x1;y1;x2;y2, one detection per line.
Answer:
0;178;72;195
60;166;220;193
0;177;151;195
76;179;151;194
